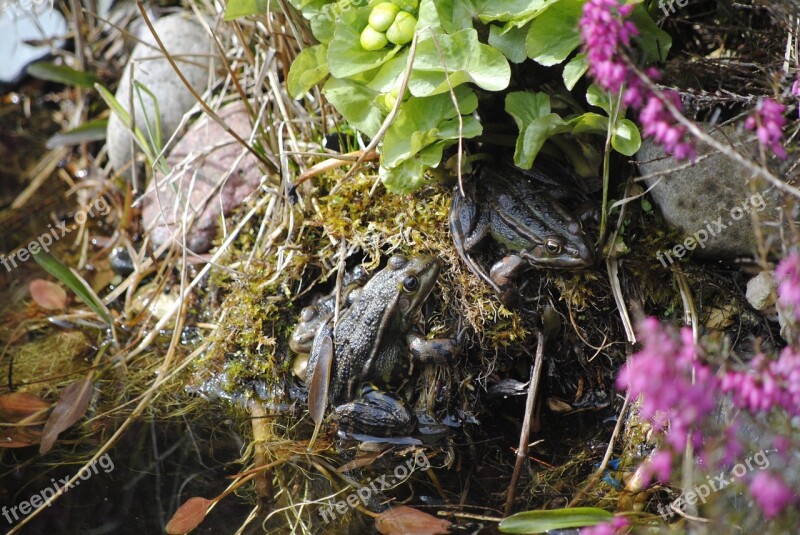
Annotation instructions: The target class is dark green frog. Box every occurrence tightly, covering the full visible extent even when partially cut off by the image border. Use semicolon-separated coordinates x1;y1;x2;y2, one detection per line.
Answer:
289;265;370;356
304;254;459;437
450;164;594;296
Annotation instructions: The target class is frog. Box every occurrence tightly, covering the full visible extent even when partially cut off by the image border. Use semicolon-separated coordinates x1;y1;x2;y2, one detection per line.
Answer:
449;163;595;297
304;254;460;437
289;265;370;356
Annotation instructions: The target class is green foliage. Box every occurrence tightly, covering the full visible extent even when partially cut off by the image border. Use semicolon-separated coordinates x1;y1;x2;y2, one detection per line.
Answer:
498;507;615;533
275;0;669;193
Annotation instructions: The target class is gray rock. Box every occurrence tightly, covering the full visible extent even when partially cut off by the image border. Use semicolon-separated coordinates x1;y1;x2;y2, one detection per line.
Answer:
140;101;263;253
637;125;783;259
106;13;214;179
1;5;67;83
746;271;777;311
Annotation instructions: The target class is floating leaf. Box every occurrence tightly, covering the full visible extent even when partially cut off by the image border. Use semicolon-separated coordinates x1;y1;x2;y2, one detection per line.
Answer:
39;378;93;454
375;505;452;535
166;497;213;534
0;392;51;422
32;249;113;326
46;119;108;149
27;62;97;88
498;507;614;534
29;279;67;310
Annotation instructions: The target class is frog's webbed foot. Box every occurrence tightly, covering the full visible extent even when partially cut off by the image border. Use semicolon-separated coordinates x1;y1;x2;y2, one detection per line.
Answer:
334;386;416;437
488;254;527;305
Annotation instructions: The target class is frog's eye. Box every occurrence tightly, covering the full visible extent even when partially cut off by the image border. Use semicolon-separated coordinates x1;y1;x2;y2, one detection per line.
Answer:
402;275;419;293
544;239;562;256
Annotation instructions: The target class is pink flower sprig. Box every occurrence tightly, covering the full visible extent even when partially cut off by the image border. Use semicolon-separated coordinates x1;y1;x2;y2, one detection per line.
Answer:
749;472;797;518
745;98;788;159
579;0;696;161
616;318;717;450
776;251;800;318
580;516;630;535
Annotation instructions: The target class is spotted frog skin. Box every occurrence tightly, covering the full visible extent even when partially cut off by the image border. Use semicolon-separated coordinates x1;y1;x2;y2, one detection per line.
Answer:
304;254;460;437
450;163;595;295
289;266;370;355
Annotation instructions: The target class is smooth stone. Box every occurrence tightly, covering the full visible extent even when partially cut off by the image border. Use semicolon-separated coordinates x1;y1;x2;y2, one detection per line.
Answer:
636;126;783;258
0;5;67;83
140;101;263;253
106;13;214;179
746;271;777;311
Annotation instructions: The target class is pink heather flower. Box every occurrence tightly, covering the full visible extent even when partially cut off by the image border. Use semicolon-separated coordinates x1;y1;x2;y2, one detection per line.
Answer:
579;0;696;161
749;472;797;518
616;318;716;450
775;252;800;317
721;346;800;417
580;516;630;535
793;77;800;97
640;449;673;485
745;98;787;159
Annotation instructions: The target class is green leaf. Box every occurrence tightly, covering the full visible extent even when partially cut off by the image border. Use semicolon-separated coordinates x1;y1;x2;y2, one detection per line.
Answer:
32;250;113;326
526;0;587;66
568;111;608;135
488;23;529;64
287;44;330;98
562;52;588;90
630;4;672;62
379;144;442;194
434;0;557;33
224;0;272;19
327;7;403;78
27;62;97;88
611;117;641;155
322;77;384;138
585;83;610;114
498;508;615;534
505;91;568;168
46;119;108;149
381;86;480;168
408;29;511;96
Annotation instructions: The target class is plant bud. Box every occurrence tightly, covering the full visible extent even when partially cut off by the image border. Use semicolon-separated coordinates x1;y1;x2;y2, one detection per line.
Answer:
368;2;399;32
386;11;416;46
360;25;389;51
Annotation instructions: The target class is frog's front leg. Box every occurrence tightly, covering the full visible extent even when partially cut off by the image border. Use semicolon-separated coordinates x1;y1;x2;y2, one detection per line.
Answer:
407;327;463;365
450;184;501;294
333;386;416;437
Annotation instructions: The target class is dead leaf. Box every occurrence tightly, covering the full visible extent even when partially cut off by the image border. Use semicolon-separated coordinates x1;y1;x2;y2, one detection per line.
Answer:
375;506;452;535
0;392;51;422
0;427;42;448
336;451;383;473
166;497;213;534
29;279;67;310
308;333;333;448
39;378;93;454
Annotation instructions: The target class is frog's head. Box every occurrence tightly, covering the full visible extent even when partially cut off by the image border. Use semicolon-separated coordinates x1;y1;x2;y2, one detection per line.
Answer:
385;254;441;319
520;201;595;269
